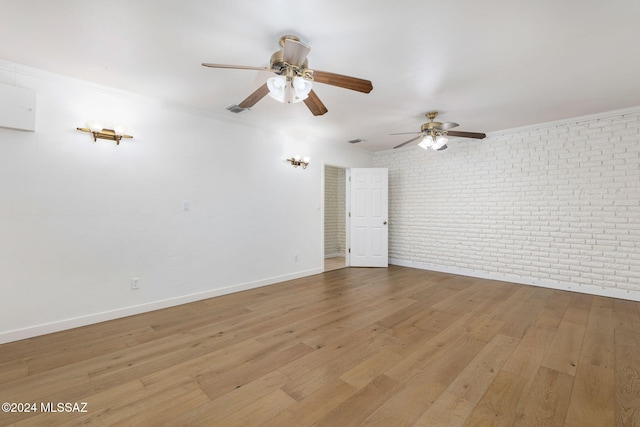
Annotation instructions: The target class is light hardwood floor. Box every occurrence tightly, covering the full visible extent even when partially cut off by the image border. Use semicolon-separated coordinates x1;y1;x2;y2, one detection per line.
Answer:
1;266;639;426
324;256;346;272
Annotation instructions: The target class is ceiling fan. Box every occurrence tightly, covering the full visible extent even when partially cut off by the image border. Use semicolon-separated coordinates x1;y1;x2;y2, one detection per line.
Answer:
202;35;373;116
392;112;486;150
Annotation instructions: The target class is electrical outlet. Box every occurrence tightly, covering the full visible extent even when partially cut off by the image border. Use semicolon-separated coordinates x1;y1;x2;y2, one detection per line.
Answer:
131;278;140;290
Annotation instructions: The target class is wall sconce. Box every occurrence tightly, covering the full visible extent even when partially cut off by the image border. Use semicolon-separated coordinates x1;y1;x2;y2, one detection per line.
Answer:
77;122;133;145
286;155;311;169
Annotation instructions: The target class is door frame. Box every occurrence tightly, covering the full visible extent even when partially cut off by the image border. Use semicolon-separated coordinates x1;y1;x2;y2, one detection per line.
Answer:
321;162;351;270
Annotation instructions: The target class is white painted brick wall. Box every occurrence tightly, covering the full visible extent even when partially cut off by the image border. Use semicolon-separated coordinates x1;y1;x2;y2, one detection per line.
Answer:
324;166;346;257
374;109;640;299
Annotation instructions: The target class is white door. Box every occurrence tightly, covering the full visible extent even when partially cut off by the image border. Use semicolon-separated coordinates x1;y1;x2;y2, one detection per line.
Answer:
349;168;388;267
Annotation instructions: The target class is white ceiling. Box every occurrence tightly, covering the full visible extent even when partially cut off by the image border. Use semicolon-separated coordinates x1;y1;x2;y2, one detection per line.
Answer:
1;0;639;151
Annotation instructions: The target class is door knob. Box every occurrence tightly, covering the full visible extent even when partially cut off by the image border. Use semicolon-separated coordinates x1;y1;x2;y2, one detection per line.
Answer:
383;221;388;225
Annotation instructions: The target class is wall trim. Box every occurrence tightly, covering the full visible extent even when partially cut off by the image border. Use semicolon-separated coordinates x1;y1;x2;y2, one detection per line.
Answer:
390;258;640;303
0;267;322;345
487;105;640;137
376;105;640;154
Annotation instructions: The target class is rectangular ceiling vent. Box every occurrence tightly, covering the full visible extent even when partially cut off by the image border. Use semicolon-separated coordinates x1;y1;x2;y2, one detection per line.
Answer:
348;138;365;144
225;104;247;114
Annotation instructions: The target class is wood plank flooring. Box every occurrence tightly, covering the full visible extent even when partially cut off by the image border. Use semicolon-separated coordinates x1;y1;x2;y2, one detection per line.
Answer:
1;265;639;426
324;256;346;272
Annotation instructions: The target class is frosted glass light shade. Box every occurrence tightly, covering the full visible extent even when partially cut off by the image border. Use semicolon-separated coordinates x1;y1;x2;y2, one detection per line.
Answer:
418;135;434;150
267;76;287;102
432;135;448;150
291;77;312;103
267;76;312;103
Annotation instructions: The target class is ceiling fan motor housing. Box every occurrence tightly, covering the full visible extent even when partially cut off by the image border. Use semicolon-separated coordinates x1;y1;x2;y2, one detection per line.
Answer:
421;122;441;133
270;50;308;76
270;35;309;76
421;112;441;134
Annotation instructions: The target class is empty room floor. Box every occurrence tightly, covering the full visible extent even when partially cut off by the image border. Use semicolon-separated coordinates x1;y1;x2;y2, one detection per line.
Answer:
324;255;345;272
1;265;638;426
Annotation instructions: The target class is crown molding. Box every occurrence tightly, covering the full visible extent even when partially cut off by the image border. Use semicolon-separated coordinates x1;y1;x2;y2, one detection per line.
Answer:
486;105;640;138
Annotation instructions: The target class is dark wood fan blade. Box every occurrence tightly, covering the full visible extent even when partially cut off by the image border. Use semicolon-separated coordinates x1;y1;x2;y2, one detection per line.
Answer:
283;38;311;67
394;135;423;149
446;130;486;139
435;122;459;130
238;83;270;108
390;132;421;135
312;70;373;93
303;90;328;116
202;63;272;72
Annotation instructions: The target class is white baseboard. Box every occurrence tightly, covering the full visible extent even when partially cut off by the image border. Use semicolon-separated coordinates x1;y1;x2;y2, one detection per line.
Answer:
390;258;640;302
6;260;637;345
0;267;323;345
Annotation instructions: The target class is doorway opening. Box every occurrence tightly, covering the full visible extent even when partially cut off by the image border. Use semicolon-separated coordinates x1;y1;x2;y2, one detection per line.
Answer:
324;165;347;271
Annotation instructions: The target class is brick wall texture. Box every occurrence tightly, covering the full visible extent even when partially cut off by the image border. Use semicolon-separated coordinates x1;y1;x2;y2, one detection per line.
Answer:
374;110;640;296
325;166;346;257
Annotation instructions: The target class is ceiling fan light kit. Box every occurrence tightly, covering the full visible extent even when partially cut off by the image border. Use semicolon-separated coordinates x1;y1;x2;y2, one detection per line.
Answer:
202;35;373;116
418;134;448;151
266;75;312;103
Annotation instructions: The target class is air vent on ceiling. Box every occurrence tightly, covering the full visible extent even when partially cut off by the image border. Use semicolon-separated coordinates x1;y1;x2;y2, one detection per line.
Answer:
225;104;247;114
348;138;365;144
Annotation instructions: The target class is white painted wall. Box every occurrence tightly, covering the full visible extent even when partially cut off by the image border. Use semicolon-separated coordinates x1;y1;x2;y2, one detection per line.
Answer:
374;109;640;301
0;62;373;343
